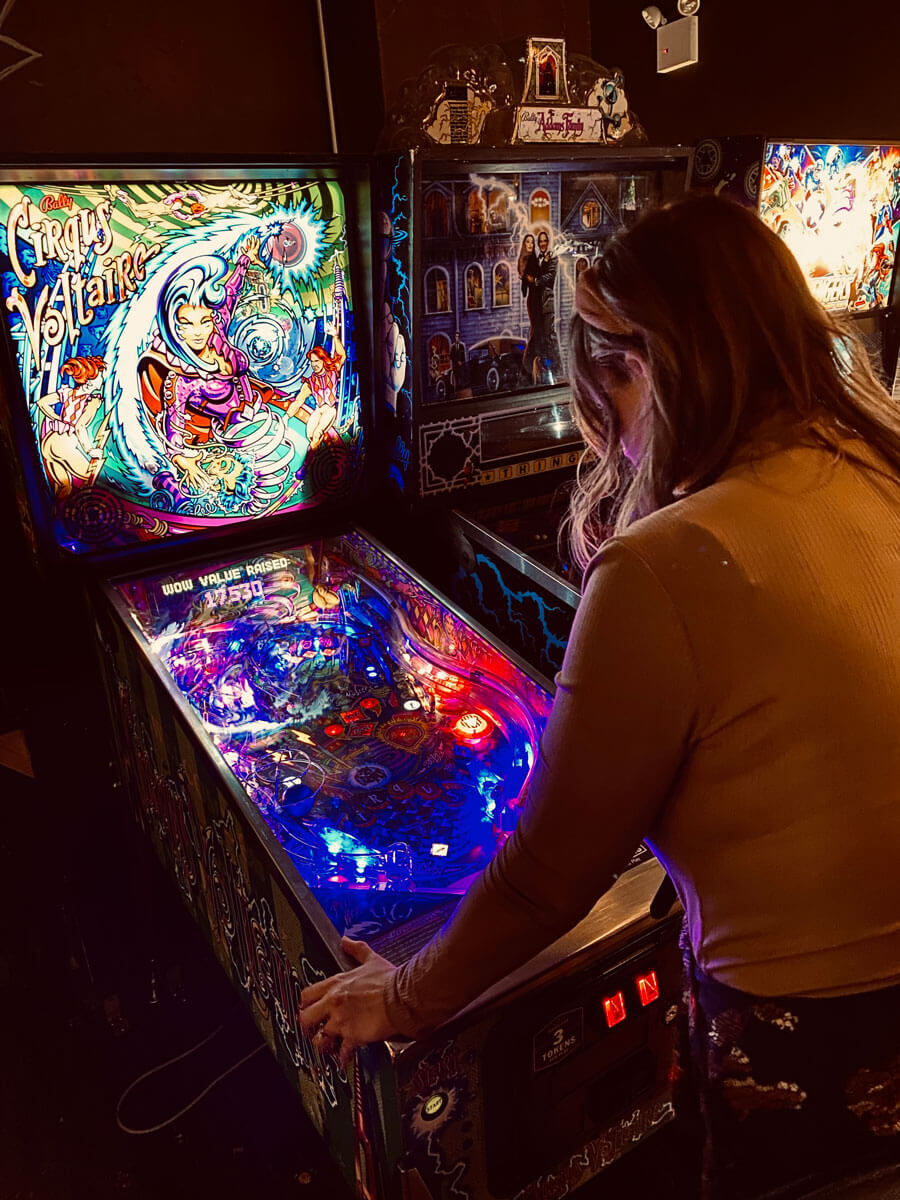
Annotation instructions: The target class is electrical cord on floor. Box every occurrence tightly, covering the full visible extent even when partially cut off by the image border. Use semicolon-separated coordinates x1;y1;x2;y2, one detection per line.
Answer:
115;1022;265;1135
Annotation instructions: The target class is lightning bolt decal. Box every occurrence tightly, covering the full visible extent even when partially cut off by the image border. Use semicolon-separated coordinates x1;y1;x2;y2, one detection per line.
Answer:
461;552;573;675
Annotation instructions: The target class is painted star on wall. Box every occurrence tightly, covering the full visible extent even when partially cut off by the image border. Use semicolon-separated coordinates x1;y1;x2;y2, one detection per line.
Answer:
0;0;41;85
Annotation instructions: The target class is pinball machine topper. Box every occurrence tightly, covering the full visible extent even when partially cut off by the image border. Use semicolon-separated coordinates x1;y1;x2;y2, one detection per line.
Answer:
380;37;646;151
376;39;669;502
0;174;362;554
512;36;640;146
758;142;900;314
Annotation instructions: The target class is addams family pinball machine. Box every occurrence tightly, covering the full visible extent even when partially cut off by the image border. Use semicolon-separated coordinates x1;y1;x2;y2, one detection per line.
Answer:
374;145;692;678
0;161;681;1200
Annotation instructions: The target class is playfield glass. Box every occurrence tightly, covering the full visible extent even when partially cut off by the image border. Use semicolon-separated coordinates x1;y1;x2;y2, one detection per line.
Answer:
116;531;553;944
0;171;362;553
758;142;900;313
420;164;684;405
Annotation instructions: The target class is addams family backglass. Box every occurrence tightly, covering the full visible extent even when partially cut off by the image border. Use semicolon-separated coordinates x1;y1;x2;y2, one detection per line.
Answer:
376;146;691;676
379;145;691;502
0;162;681;1200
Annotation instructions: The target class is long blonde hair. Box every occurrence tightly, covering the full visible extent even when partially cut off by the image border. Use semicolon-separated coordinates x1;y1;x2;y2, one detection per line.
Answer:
567;191;900;570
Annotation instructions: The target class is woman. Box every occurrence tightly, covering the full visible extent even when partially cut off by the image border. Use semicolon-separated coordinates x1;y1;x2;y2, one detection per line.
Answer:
517;231;542;382
299;194;900;1198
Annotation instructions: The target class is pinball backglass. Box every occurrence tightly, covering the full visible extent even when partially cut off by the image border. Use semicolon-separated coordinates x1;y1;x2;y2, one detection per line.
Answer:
758;141;900;313
0;167;367;555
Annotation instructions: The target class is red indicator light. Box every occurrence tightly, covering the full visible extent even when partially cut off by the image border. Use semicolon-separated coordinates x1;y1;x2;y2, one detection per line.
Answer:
603;991;627;1028
636;971;660;1006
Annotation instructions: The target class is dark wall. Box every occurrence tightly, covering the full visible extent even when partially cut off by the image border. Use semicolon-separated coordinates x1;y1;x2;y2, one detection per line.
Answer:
590;2;900;146
374;0;591;110
4;1;896;189
0;0;592;159
321;1;385;153
0;0;331;156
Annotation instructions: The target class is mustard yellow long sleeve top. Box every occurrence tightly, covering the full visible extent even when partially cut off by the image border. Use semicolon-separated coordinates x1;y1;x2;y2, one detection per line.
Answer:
386;426;900;1038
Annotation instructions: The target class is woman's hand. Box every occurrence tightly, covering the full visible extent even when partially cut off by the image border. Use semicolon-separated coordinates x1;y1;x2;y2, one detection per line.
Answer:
299;937;399;1066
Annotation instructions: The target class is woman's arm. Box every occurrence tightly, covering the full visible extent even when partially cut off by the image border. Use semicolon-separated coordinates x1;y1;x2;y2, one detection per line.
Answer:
386;538;698;1034
218;250;253;327
300;538;698;1052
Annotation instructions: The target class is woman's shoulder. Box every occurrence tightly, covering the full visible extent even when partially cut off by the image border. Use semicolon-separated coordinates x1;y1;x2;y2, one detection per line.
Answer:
620;482;739;545
590;473;766;582
582;492;757;628
595;438;857;583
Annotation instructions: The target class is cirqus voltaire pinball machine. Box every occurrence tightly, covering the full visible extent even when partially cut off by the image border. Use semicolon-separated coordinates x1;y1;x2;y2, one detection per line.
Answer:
0;159;681;1200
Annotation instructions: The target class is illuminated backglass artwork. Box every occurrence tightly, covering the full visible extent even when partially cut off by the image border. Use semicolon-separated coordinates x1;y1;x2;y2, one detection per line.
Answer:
0;174;361;552
116;531;552;929
758;142;900;313
420;163;686;406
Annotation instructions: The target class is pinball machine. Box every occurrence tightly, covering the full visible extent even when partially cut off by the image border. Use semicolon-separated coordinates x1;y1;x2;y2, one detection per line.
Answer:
757;139;900;387
374;145;692;677
695;136;900;391
0;159;682;1200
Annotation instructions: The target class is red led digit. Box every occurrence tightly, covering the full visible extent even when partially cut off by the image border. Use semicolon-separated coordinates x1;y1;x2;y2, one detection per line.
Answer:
603;991;627;1027
636;971;660;1006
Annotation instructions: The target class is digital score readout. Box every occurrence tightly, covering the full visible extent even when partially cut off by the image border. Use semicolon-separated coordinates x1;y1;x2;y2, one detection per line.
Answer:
158;556;291;600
